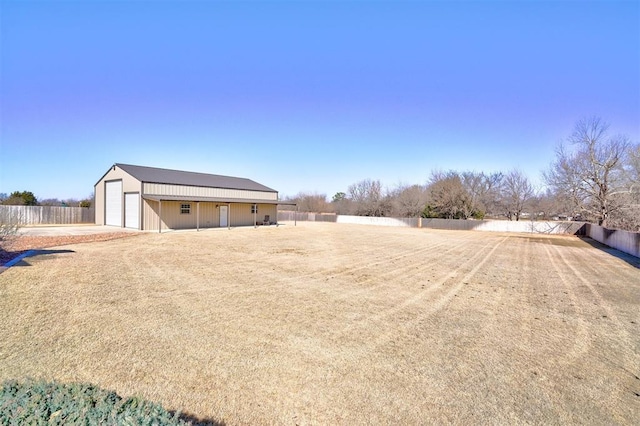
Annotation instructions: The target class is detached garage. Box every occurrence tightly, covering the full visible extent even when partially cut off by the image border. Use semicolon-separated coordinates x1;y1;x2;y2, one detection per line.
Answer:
94;163;280;231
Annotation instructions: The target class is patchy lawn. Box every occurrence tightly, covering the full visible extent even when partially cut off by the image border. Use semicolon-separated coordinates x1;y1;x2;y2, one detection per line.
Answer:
0;223;638;424
0;232;137;265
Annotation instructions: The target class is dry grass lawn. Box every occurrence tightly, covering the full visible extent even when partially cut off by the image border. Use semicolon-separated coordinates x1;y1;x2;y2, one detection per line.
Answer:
1;222;639;424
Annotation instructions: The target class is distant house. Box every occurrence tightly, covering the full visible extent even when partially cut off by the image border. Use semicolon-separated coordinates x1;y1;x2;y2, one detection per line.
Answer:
94;163;279;231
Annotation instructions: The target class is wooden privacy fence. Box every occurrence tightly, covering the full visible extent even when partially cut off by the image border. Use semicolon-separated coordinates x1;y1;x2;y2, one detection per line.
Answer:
0;205;95;225
277;211;337;222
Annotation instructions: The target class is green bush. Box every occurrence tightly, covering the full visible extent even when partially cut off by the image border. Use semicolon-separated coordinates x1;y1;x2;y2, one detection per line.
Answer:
472;209;486;220
0;379;189;425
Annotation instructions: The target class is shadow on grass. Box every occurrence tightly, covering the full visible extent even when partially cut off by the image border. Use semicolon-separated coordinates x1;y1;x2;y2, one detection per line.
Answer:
578;237;640;269
170;411;226;426
0;248;26;266
1;249;75;268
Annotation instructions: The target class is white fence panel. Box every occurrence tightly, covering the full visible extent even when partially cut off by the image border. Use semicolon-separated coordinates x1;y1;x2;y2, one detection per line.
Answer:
337;215;419;227
422;218;585;235
584;224;640;258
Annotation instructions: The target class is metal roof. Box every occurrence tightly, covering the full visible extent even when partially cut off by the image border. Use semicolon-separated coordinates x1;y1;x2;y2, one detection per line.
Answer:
116;163;277;193
142;195;281;205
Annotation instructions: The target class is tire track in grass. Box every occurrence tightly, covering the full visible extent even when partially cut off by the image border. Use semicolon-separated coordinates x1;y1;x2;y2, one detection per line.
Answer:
569;240;640;296
573;242;640;320
245;229;473;298
409;235;510;321
277;232;512;417
235;229;483;357
551;241;630;343
508;235;543;373
225;227;404;292
309;231;477;310
324;235;511;379
540;243;591;366
517;235;534;351
218;229;465;338
240;227;476;303
253;230;500;363
549;241;639;421
303;231;459;283
536;242;591;423
329;231;479;303
337;235;510;348
509;234;569;422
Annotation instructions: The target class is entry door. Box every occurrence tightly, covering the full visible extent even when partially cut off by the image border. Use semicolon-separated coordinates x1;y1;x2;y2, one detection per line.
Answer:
220;205;228;227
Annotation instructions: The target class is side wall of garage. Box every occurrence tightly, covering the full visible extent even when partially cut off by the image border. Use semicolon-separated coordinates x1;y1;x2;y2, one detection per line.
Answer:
141;201;277;231
230;203;277;227
143;201;219;230
94;166;142;226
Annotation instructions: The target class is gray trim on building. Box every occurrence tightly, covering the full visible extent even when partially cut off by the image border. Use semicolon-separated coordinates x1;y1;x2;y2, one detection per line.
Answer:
142;195;280;204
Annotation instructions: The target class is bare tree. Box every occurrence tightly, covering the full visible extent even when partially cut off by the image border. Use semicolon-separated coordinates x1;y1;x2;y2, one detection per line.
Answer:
389;184;428;217
427;171;473;219
500;169;535;221
611;143;640;230
347;179;388;216
0;207;21;248
544;117;631;227
460;171;503;218
528;188;565;220
287;192;331;213
625;143;640;195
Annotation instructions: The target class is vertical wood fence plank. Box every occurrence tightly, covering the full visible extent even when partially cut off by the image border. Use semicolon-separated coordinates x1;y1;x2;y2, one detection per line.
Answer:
0;206;95;225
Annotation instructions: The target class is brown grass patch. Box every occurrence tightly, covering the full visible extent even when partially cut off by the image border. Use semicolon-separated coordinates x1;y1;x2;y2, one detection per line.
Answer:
0;232;137;265
0;223;638;424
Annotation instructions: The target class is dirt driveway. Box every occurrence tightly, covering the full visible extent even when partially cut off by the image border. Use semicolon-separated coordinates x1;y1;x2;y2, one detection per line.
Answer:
0;222;638;424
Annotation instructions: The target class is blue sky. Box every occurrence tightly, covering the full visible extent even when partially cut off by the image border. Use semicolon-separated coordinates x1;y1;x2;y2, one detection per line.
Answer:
1;0;638;200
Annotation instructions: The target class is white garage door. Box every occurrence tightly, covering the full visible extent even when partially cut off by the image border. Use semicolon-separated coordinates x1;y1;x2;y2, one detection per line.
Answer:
105;180;122;227
124;193;139;229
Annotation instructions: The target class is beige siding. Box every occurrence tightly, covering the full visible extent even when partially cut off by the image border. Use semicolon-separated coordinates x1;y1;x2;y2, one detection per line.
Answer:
230;203;278;227
143;200;219;230
142;200;277;230
143;200;159;230
94;166;142;225
143;183;277;201
95;183;104;225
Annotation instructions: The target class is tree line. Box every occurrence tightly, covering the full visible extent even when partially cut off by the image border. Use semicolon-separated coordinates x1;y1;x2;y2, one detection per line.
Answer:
283;117;640;231
0;191;93;208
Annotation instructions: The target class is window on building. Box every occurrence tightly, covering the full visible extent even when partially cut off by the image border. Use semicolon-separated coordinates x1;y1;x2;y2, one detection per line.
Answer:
251;205;258;214
181;203;191;214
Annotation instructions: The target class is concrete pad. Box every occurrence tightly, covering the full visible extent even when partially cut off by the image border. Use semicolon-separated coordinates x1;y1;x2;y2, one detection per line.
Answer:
17;225;140;236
